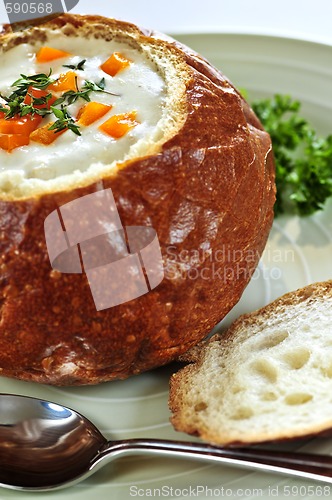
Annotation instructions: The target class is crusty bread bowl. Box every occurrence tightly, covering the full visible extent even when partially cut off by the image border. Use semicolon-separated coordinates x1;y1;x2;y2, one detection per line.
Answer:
0;14;275;385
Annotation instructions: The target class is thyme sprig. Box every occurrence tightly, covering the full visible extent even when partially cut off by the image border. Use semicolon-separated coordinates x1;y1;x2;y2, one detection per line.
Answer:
0;71;55;119
49;106;81;136
0;93;55;119
63;59;86;71
0;95;25;119
53;77;117;107
0;70;117;135
10;71;55;97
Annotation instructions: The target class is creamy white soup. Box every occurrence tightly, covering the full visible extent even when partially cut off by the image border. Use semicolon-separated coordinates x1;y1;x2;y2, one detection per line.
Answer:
0;33;166;190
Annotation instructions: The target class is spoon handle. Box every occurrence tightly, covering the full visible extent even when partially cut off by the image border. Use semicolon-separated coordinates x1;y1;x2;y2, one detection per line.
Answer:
100;439;332;483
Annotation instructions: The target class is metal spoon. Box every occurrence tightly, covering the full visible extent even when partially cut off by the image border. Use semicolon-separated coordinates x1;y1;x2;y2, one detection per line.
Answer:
1;393;332;491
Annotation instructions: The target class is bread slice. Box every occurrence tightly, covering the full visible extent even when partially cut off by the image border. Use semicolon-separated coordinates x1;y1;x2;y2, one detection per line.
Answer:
169;280;332;446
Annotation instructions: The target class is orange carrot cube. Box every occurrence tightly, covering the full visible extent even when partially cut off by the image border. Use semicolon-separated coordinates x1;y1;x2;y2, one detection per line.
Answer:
99;111;139;138
0;134;30;152
30;123;66;145
36;47;71;64
0;114;42;135
100;52;131;77
49;71;78;93
77;102;112;126
24;87;57;109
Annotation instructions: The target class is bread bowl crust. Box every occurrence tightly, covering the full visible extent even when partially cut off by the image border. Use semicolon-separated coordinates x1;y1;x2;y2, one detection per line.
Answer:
0;14;275;385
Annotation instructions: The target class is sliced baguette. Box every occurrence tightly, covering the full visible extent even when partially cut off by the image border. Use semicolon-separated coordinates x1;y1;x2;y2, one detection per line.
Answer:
169;280;332;446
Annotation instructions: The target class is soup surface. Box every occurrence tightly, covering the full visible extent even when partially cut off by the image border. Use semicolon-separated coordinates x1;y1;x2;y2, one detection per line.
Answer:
0;34;166;187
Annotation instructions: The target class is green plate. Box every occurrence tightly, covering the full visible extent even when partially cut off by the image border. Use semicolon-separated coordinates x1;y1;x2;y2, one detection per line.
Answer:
1;33;332;500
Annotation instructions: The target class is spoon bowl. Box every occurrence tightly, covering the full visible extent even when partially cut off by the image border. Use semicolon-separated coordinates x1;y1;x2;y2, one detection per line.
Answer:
0;395;105;489
1;393;332;491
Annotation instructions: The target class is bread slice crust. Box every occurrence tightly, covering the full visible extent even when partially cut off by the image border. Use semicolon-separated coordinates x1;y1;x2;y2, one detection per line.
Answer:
0;14;275;385
169;281;332;446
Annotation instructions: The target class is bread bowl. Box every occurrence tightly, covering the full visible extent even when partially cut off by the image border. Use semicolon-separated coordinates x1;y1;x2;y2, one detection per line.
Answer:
0;14;275;385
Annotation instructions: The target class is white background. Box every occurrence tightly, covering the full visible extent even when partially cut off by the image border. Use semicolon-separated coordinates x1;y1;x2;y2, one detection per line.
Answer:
0;0;332;43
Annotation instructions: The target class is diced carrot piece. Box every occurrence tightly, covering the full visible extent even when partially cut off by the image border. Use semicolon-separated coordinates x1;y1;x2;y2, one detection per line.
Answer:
24;87;57;109
0;134;30;152
30;123;66;145
77;102;112;126
36;46;71;64
0;114;42;135
49;71;78;93
99;111;139;139
100;52;131;77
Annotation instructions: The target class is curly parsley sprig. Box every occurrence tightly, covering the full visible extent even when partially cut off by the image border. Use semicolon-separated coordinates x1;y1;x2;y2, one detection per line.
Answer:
252;94;332;216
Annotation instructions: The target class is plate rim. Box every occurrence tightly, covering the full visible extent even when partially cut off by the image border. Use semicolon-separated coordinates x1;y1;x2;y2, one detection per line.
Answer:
1;29;332;500
168;27;332;48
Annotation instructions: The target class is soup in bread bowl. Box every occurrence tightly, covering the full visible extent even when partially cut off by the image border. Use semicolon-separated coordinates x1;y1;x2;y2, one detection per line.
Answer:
0;14;275;385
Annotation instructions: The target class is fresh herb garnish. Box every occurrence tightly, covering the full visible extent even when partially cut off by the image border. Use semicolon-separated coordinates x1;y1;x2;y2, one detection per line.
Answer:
49;106;81;136
63;59;86;71
252;94;332;216
0;70;117;136
53;78;113;107
10;71;55;96
0;94;53;119
23;93;54;118
85;78;106;91
0;71;55;119
0;96;25;119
